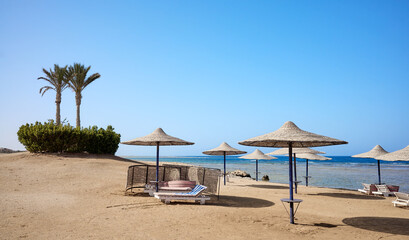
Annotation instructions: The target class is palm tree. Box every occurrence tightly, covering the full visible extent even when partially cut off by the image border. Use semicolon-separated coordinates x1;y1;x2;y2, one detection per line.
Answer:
38;64;69;125
67;63;100;128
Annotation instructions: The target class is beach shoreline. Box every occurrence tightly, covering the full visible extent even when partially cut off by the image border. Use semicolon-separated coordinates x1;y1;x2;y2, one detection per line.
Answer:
1;152;408;239
124;155;409;193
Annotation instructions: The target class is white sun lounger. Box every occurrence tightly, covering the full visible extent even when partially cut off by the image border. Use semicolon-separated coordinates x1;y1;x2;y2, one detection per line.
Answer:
358;183;372;195
154;185;210;205
144;185;193;196
144;181;195;196
392;192;409;207
373;185;395;197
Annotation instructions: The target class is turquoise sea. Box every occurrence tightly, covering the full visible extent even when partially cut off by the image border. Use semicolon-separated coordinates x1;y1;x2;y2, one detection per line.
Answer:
124;156;409;193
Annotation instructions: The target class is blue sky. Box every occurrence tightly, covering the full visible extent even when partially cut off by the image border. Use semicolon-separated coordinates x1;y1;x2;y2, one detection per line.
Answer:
1;1;408;156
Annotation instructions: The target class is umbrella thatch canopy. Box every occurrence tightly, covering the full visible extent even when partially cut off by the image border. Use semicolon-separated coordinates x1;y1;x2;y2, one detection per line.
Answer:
121;128;194;191
352;145;388;185
296;153;331;161
239;121;347;224
267;148;325;155
297;153;332;160
239;149;277;181
239;121;347;148
239;149;276;160
203;142;246;155
375;145;409;161
121;128;194;146
203;142;246;185
352;145;388;158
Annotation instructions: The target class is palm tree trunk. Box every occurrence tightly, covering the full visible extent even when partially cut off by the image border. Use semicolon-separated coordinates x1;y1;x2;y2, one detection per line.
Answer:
55;91;61;125
75;93;81;128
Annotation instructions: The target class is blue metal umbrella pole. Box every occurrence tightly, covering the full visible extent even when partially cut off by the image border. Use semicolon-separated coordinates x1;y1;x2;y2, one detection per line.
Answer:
377;160;381;185
224;152;227;185
305;159;309;186
293;153;298;194
288;142;295;224
156;142;160;192
256;159;259;181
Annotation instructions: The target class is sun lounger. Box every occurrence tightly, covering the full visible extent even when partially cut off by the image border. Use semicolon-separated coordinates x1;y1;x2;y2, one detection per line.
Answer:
145;186;193;196
144;180;196;196
373;185;395;197
387;185;400;192
358;183;376;195
154;185;210;205
392;192;409;207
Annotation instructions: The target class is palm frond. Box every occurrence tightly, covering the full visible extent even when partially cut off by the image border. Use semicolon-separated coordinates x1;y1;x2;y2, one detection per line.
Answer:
38;75;55;86
55;65;69;91
38;64;69;94
83;73;101;89
39;86;54;96
42;68;53;79
67;63;100;92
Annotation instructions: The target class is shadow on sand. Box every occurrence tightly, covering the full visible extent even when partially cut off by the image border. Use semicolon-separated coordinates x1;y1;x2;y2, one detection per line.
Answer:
125;191;153;197
212;195;275;208
297;222;340;228
244;184;289;190
155;195;274;208
307;192;384;200
343;217;409;235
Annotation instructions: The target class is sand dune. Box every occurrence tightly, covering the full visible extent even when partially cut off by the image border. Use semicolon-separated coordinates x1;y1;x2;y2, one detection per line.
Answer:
0;152;408;239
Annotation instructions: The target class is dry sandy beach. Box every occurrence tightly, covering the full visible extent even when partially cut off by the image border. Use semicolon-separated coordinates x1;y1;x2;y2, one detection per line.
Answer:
1;153;408;240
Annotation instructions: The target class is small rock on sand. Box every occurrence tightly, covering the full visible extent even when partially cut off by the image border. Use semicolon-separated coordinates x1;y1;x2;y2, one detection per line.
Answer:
229;170;251;178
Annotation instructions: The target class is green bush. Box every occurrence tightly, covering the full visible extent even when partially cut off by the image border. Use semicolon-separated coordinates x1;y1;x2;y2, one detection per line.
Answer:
17;121;121;154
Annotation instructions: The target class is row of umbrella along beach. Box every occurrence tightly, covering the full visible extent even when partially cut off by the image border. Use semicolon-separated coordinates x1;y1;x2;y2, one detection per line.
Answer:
121;121;349;224
121;121;409;224
352;144;409;185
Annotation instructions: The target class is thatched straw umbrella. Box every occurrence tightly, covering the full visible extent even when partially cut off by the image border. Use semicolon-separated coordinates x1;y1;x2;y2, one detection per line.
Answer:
239;149;276;181
295;153;331;187
267;148;325;193
239;121;347;224
203;142;246;185
121;128;194;191
352;145;388;185
375;145;409;161
267;148;325;155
